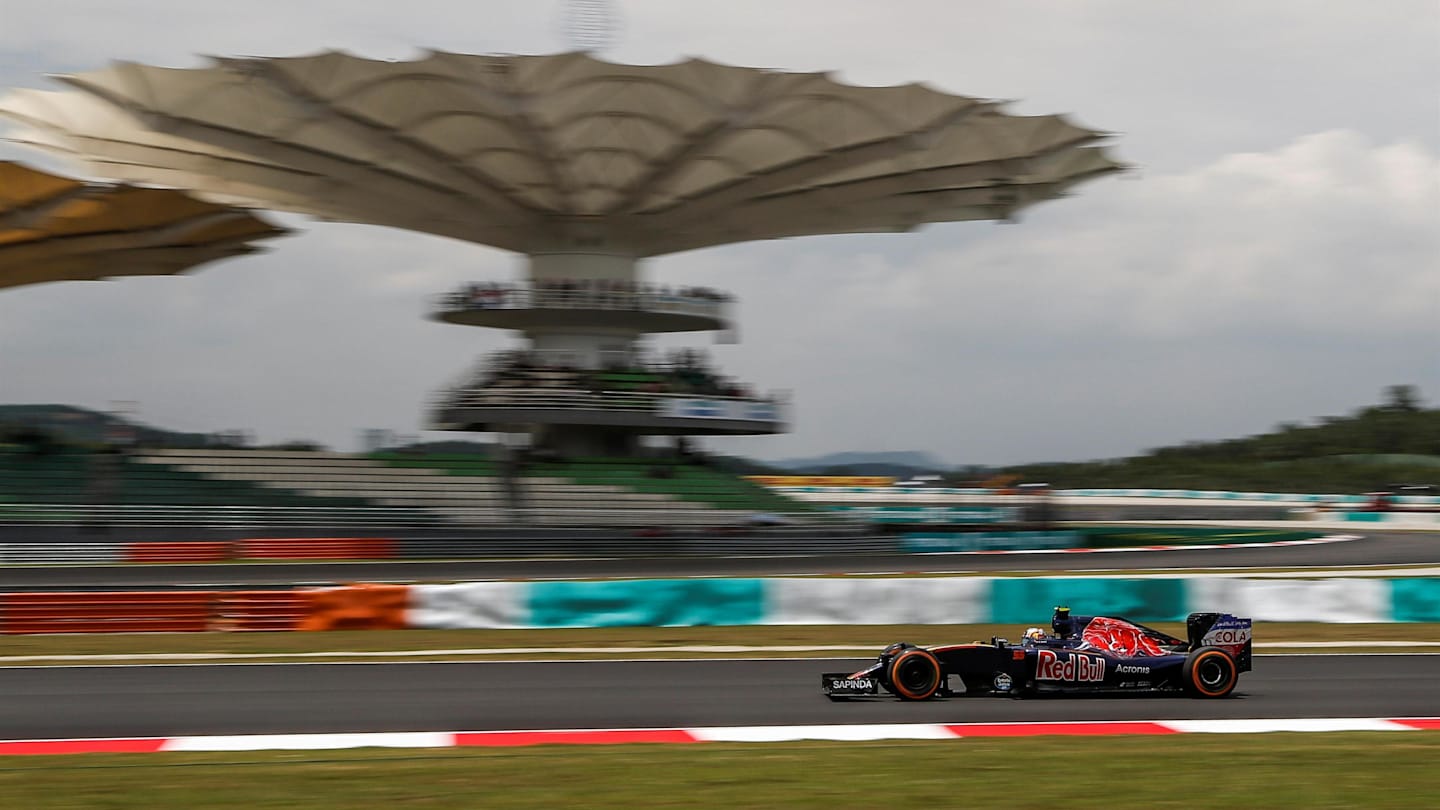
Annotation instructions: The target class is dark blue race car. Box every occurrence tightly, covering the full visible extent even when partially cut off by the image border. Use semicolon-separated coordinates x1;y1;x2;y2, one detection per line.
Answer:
822;608;1252;701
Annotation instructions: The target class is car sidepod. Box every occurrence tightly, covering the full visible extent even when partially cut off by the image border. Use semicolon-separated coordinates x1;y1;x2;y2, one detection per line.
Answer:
1020;646;1191;695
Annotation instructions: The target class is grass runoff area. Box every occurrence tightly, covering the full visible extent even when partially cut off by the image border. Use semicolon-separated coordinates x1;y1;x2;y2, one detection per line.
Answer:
0;734;1436;809
0;623;1437;665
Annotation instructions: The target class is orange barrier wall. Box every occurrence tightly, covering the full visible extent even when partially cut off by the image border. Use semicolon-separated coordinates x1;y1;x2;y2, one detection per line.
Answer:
238;537;396;561
125;542;232;563
0;591;215;634
299;584;412;631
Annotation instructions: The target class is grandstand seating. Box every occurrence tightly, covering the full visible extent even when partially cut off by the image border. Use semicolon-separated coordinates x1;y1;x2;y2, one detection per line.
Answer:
129;449;508;522
369;451;809;513
0;447;811;527
523;457;815;515
0;449;370;509
129;449;785;526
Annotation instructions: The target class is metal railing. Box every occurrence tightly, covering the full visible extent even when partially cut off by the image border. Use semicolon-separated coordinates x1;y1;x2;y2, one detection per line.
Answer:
434;284;731;320
0;504;444;530
437;386;785;420
0;502;846;531
0;503;880;565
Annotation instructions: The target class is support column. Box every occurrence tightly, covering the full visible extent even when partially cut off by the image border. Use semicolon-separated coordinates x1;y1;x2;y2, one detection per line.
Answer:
523;251;645;369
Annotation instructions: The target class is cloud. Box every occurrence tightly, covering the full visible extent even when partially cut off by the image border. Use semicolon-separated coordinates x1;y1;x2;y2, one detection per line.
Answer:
943;131;1440;340
672;131;1440;463
0;222;515;446
0;2;1436;465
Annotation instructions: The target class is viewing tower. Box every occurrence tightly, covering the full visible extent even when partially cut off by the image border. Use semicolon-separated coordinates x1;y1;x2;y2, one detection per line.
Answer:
0;51;1123;456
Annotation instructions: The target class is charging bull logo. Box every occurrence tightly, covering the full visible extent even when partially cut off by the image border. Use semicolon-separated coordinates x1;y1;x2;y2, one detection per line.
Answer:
1036;649;1106;682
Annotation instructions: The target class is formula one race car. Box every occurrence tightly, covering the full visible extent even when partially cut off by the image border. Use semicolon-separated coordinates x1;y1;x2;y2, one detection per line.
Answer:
822;608;1251;701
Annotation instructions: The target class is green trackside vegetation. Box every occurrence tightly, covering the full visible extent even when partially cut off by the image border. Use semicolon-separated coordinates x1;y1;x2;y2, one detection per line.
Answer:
0;623;1436;665
1;734;1436;809
981;386;1440;493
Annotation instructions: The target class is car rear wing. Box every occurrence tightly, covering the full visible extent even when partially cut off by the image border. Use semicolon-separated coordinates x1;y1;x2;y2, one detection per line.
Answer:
1187;612;1252;672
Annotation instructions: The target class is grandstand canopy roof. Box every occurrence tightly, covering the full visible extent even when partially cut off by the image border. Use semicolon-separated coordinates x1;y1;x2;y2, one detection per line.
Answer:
0;162;287;290
0;51;1124;258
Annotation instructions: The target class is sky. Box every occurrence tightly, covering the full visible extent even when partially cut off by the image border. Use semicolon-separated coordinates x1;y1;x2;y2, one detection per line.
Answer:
0;1;1436;466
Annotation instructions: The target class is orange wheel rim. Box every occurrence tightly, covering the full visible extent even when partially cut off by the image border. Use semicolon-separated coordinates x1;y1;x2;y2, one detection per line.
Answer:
1191;651;1234;696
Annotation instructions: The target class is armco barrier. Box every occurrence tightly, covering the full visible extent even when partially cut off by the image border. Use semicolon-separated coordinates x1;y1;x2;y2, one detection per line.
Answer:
0;589;315;634
238;537;396;561
0;591;214;634
214;591;311;632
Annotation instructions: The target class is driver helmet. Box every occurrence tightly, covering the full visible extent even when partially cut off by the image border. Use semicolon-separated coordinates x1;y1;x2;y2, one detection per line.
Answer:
1024;627;1047;644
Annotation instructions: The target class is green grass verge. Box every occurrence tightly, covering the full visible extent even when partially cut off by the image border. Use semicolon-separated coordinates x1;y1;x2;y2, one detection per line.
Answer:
0;623;1436;666
1;735;1435;809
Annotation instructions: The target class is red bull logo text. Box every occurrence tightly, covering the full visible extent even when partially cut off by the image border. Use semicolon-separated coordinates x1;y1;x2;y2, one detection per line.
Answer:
1036;649;1106;682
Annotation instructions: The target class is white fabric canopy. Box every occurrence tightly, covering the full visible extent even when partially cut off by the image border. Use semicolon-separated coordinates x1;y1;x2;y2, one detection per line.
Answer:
0;51;1123;257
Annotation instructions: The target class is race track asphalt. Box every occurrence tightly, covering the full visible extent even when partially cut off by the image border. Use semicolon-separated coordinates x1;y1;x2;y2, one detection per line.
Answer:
0;655;1433;740
0;530;1435;590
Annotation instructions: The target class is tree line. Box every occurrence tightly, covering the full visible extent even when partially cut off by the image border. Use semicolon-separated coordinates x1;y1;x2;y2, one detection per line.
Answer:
991;385;1439;493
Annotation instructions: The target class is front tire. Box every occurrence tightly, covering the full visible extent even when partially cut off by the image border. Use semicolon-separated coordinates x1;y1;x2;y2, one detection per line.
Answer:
1183;647;1239;698
887;648;943;701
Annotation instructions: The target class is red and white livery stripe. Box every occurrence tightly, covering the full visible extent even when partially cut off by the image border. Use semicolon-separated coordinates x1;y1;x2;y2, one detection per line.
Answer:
0;717;1434;755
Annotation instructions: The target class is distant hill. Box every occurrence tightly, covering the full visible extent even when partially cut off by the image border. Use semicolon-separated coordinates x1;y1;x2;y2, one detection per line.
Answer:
998;386;1439;492
0;404;214;448
763;450;950;476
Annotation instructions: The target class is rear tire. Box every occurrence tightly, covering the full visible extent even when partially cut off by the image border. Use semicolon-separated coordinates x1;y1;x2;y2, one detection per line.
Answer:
887;648;943;701
1183;647;1238;698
